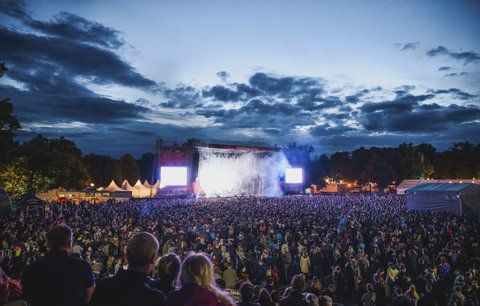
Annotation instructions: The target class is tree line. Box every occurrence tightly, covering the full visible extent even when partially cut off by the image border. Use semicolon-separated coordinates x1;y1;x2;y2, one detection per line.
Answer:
307;142;480;188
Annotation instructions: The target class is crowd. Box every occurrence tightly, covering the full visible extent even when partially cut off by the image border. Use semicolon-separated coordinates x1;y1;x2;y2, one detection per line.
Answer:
0;194;479;306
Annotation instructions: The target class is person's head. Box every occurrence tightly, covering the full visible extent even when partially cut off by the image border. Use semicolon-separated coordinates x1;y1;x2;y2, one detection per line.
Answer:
46;225;72;251
253;285;261;297
126;232;159;274
180;252;234;304
270;290;280;303
180;252;215;287
291;274;306;293
318;295;333;306
305;293;319;306
258;288;272;302
240;282;254;302
157;253;181;283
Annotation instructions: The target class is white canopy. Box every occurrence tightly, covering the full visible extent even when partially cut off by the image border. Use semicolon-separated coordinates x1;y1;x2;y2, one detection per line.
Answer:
143;180;152;189
104;180;123;192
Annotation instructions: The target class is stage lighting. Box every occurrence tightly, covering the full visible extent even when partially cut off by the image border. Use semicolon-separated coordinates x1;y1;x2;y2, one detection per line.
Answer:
285;168;303;184
161;166;188;186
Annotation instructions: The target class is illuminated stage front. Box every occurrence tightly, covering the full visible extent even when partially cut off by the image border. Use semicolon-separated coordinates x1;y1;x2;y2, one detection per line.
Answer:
156;141;302;197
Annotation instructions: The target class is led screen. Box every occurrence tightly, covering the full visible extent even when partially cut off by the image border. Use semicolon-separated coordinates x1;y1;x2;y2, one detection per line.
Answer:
161;166;188;186
285;168;303;184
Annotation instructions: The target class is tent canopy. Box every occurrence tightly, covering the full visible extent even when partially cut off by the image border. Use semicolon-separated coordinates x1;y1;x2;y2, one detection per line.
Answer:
407;183;480;216
104;180;124;192
407;183;472;193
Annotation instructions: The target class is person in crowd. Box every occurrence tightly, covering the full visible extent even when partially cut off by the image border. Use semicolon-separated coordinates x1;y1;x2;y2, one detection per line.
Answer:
149;253;181;295
237;282;260;306
0;266;22;305
361;283;376;306
223;264;239;289
90;232;165;306
21;224;95;306
317;295;332;306
0;194;478;306
280;274;309;306
258;288;274;306
166;252;235;306
270;290;280;306
305;293;319;306
300;251;311;277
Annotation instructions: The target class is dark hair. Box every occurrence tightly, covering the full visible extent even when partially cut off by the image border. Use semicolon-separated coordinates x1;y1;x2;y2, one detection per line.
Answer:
46;225;72;250
291;274;306;293
240;282;254;302
157;253;181;282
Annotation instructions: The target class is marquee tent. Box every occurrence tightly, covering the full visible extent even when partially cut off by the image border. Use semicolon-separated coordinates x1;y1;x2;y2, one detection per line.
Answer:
104;180;124;192
143;180;152;189
397;179;479;194
406;183;480;216
132;179;151;198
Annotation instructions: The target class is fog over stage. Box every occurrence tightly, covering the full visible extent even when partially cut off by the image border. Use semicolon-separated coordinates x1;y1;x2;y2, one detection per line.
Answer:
197;149;290;197
157;141;302;197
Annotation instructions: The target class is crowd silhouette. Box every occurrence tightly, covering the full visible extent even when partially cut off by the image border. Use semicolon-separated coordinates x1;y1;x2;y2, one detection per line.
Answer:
0;194;479;306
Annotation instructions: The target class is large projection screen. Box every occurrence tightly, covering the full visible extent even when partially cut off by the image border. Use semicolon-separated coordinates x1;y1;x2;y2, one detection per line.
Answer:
161;166;188;186
285;168;303;184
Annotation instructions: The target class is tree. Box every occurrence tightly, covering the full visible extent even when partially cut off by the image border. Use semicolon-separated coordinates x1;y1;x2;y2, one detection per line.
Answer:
83;154;120;187
0;157;54;196
361;154;395;188
117;154;140;184
17;135;88;191
329;152;353;181
137;152;155;183
0;60;20;170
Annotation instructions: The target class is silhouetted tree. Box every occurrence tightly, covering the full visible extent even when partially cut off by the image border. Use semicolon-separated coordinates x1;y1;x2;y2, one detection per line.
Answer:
0;60;20;171
117;154;140;184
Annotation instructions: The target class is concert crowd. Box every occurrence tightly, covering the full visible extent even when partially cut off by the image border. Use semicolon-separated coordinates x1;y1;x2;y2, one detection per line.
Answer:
0;194;479;306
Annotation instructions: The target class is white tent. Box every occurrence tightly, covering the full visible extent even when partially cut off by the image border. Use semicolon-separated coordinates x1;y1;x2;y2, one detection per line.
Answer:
397;179;479;194
143;180;152;189
104;180;124;192
133;179;151;198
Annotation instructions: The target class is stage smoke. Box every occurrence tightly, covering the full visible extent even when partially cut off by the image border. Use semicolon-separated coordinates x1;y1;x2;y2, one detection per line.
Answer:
196;150;290;197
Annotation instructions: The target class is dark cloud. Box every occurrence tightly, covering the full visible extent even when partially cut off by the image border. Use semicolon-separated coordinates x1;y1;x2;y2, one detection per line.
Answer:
398;41;420;51
438;66;451;71
360;92;480;133
444;72;469;77
1;85;148;124
161;86;202;108
202;85;242;102
427;88;477;100
360;94;434;114
0;0;29;20
0;27;156;89
216;71;230;82
426;46;480;65
27;12;124;49
309;124;356;137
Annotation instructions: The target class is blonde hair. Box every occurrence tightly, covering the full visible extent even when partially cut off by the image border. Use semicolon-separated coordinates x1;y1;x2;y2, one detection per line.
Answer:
180;252;234;305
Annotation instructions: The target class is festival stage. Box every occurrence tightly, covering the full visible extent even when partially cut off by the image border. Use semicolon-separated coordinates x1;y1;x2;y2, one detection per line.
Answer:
155;140;303;197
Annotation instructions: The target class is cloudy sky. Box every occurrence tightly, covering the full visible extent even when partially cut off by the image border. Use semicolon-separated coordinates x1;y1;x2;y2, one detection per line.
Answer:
0;0;479;157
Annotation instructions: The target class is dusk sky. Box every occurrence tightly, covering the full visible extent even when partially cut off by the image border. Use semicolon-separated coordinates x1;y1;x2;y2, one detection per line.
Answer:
1;0;479;157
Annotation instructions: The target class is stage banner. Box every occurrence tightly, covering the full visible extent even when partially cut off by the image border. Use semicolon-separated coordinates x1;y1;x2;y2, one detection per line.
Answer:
159;146;187;166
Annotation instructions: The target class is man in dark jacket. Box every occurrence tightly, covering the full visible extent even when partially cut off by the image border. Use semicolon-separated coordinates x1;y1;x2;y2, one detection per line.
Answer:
280;274;309;306
90;232;165;306
22;225;95;306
